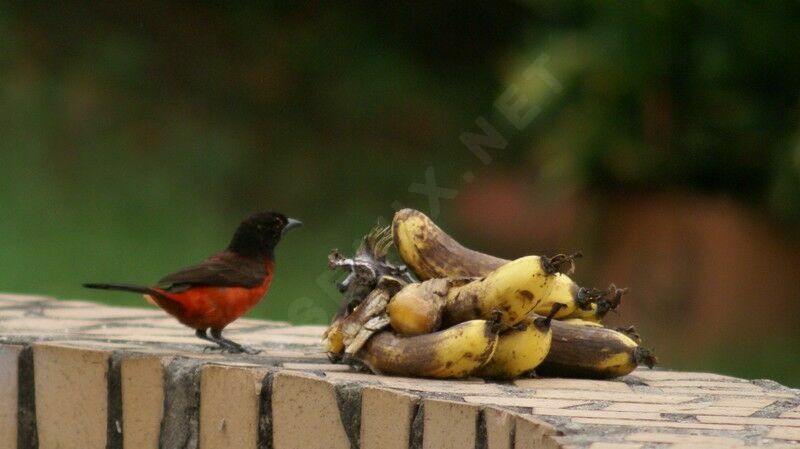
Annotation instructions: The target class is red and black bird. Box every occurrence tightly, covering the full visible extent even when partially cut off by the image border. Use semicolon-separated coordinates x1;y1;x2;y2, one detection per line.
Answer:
83;211;301;354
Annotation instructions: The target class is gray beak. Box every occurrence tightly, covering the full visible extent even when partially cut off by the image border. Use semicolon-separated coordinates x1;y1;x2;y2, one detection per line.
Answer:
282;218;303;236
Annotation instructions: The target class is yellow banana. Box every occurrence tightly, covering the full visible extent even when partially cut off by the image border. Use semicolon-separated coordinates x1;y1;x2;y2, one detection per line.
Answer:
443;254;576;328
537;320;657;379
392;208;606;317
562;303;604;323
534;274;593;319
356;318;500;379
387;278;448;335
477;304;565;379
386;253;576;331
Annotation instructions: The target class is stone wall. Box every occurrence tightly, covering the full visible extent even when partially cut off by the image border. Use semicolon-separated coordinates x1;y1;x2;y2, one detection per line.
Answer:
0;292;799;449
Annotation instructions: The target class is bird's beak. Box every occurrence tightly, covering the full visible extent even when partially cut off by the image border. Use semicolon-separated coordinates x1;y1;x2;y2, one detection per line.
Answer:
282;218;303;236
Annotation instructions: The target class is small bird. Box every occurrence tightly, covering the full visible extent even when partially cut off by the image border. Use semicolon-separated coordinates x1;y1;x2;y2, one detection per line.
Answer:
83;211;301;354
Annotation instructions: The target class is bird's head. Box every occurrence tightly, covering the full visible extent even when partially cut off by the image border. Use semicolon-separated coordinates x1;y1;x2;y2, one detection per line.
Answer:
228;211;302;258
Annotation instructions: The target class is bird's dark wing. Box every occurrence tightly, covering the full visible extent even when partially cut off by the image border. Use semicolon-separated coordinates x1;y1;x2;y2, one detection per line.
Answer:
155;253;267;292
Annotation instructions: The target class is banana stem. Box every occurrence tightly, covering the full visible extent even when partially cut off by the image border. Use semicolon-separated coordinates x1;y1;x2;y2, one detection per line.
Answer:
541;252;582;275
595;284;628;317
488;309;503;334
329;250;416;284
576;287;600;310
634;347;658;368
363;225;394;259
544;303;566;325
605;284;628;307
534;303;566;330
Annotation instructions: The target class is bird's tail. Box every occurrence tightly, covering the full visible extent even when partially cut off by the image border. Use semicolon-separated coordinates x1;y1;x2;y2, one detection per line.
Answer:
82;283;171;302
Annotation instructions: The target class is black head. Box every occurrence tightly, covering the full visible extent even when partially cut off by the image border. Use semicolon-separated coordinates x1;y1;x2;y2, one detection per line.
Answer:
227;211;302;258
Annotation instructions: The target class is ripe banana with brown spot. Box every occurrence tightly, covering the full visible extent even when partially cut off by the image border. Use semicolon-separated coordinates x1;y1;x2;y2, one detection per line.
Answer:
387;278;449;335
561;303;604;323
540;274;597;319
392;208;606;317
387;253;574;331
356;318;500;379
442;254;577;328
476;304;565;379
537;319;657;379
393;208;508;279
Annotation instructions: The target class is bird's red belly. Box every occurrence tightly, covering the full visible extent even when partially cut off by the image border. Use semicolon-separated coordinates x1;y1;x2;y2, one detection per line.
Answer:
152;271;273;330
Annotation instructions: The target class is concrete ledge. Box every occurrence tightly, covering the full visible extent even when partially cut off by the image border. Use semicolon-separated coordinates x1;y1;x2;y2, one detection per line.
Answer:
1;292;799;448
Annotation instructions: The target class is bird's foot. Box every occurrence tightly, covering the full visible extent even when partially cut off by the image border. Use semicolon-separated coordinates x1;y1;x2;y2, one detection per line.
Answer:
201;344;260;355
235;344;262;355
206;329;261;355
215;342;261;355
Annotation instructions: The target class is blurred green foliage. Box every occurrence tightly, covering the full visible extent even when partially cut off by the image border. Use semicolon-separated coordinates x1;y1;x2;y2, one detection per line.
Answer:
0;2;798;383
503;1;800;224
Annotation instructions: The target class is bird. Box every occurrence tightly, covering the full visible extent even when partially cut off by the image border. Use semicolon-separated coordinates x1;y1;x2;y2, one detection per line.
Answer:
83;211;302;354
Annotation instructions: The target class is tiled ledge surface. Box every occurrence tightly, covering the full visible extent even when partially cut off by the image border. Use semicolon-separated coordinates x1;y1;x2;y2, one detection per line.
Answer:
0;292;799;449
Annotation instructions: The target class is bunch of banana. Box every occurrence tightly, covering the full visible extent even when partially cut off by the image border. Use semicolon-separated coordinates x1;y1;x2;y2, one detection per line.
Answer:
322;208;657;380
337;250;574;378
324;237;574;378
388;208;657;379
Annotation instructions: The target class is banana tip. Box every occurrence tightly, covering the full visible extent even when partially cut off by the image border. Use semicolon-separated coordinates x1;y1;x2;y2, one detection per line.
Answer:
542;252;581;275
606;284;628;306
634;347;658;369
392;208;416;223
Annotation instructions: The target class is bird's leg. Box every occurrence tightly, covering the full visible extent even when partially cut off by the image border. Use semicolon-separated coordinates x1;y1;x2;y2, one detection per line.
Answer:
209;328;261;355
197;328;243;353
195;328;230;352
195;328;210;341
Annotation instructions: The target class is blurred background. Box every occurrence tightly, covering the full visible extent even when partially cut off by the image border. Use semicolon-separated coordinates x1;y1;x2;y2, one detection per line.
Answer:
1;2;798;385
